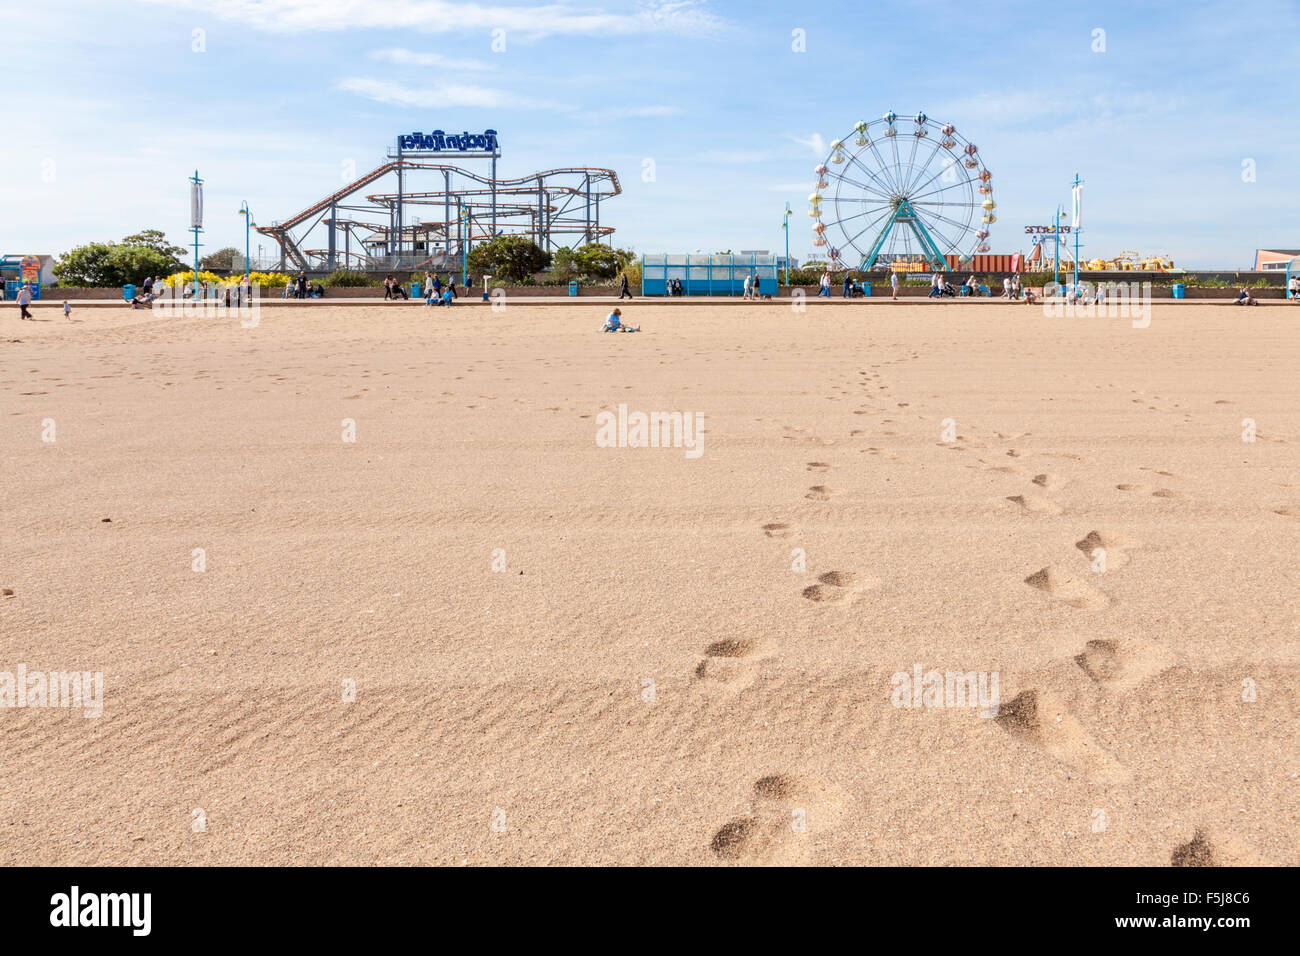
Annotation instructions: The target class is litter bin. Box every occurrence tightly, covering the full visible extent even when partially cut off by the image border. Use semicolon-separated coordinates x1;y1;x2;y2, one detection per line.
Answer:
568;280;578;297
861;281;871;298
124;284;136;301
1171;283;1185;299
410;281;421;299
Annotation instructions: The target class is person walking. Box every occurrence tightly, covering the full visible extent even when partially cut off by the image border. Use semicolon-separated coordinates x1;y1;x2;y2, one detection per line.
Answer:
618;271;633;300
818;271;831;297
890;271;900;300
383;274;395;300
17;283;33;320
743;273;753;300
928;271;942;298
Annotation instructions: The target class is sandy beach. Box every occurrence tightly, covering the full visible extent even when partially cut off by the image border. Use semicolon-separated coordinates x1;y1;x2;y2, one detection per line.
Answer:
1;300;1296;866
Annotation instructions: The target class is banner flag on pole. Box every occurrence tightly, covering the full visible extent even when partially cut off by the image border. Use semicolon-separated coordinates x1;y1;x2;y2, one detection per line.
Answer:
1071;181;1081;229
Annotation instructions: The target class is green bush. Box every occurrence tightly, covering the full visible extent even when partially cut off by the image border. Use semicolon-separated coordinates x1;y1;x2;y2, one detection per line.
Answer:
321;269;374;287
467;236;552;283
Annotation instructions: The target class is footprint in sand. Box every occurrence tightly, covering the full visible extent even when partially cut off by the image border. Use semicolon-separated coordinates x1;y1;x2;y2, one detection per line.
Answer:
1006;494;1064;515
1031;473;1061;488
804;485;840;501
1074;530;1142;570
1023;565;1110;610
1169;828;1269;866
1074;638;1174;692
1273;507;1300;518
1115;483;1149;493
802;570;878;604
806;462;833;472
762;522;798;539
1151;488;1190;500
693;638;777;693
1140;467;1185;479
994;689;1128;783
710;773;848;864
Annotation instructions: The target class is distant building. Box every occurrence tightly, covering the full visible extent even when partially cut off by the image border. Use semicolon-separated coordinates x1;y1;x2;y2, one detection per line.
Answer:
1253;249;1300;271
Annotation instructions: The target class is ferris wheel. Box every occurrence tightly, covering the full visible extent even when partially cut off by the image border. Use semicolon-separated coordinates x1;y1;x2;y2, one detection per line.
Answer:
809;111;995;271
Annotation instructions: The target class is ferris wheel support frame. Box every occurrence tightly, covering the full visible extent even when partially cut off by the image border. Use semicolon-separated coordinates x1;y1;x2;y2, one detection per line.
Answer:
861;199;948;271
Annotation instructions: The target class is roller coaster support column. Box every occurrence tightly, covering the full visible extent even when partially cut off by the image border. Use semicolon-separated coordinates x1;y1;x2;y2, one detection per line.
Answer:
394;136;403;260
327;202;337;271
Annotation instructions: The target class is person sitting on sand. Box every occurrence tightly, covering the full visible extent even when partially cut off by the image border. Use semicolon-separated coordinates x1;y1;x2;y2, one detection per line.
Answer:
603;308;640;332
441;287;453;307
1023;286;1038;305
1233;287;1258;306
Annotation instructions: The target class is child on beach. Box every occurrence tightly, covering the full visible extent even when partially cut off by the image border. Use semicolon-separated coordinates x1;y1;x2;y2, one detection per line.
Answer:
603;308;639;332
63;300;71;319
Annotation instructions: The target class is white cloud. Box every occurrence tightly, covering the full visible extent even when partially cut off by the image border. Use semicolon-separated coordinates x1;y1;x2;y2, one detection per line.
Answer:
370;47;493;70
138;0;725;39
698;149;773;164
789;132;825;156
584;104;679;120
927;90;1067;125
339;76;675;118
336;76;553;109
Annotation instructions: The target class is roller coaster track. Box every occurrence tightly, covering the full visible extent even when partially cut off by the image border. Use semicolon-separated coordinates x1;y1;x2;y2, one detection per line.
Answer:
257;161;622;271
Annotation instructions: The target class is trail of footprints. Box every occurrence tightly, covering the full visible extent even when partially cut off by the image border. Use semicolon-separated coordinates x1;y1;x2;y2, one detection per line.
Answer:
730;381;1256;861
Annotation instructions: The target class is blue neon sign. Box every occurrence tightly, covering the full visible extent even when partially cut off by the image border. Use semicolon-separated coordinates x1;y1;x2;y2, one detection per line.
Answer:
399;130;498;152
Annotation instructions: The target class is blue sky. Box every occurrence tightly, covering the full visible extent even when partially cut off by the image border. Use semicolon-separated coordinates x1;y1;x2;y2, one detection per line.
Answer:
3;0;1298;268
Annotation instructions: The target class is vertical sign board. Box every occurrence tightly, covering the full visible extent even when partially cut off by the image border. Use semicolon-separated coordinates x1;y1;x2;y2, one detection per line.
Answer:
20;256;41;284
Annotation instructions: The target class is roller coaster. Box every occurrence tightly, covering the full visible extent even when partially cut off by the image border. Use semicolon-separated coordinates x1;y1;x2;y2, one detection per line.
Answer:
256;133;621;272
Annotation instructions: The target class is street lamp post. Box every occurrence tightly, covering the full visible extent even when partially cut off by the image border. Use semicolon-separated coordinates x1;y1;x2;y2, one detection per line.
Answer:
239;201;254;284
460;201;469;287
782;204;792;288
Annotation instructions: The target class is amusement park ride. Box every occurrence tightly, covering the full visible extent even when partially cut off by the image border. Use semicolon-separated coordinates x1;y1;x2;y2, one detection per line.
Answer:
256;130;621;273
808;111;995;272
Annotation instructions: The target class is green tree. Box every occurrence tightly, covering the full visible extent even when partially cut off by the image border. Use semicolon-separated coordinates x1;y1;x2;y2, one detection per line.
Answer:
52;242;118;286
121;229;188;263
549;247;580;283
466;235;552;283
572;243;634;281
53;241;180;286
200;247;244;272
